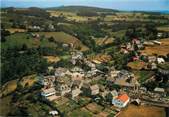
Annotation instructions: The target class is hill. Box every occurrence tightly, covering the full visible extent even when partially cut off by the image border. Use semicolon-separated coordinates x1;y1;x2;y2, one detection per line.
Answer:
46;5;119;13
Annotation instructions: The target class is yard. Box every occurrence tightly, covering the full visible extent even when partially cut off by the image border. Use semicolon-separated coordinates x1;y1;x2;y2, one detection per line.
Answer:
133;70;155;83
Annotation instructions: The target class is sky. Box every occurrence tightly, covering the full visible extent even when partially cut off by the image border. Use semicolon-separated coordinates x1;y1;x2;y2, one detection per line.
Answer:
1;0;169;11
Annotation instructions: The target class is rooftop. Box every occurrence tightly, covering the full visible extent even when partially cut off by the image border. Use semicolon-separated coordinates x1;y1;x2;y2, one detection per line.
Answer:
116;94;129;103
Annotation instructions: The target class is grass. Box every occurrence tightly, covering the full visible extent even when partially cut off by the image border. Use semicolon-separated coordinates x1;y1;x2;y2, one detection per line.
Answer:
0;95;12;116
158;62;169;70
2;32;89;51
85;103;104;114
133;70;155;83
37;32;89;51
1;32;56;49
67;108;93;117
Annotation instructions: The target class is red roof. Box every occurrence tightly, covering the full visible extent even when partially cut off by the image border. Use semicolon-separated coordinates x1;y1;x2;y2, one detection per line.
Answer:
116;94;129;103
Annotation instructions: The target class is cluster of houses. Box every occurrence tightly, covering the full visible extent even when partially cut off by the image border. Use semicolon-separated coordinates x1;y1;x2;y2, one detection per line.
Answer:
39;50;133;108
121;38;167;71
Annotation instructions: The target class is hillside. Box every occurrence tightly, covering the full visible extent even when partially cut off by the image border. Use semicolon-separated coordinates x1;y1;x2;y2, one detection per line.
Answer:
46;5;119;13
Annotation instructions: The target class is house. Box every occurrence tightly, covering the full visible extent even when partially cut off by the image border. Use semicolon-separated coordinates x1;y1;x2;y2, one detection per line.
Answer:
71;88;81;99
153;40;161;45
49;110;58;116
62;43;69;48
71;67;84;73
112;94;130;108
70;51;84;65
81;84;99;96
55;67;70;77
154;87;165;94
143;41;154;46
43;76;56;89
102;90;118;103
157;57;165;64
148;56;157;63
151;63;157;70
120;48;129;54
157;33;163;38
132;56;139;61
56;83;71;96
41;87;56;98
114;71;137;88
90;84;100;95
55;76;72;96
132;38;141;45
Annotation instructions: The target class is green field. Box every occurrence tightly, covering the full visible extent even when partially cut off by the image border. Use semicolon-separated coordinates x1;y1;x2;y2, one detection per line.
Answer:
37;32;89;51
1;32;89;51
1;33;56;49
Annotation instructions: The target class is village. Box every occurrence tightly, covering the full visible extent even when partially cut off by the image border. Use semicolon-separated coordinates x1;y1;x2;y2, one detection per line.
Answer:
1;5;169;117
38;36;169;116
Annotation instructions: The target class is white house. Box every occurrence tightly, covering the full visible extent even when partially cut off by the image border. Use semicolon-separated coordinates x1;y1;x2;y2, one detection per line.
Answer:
112;94;130;108
41;87;56;97
157;57;165;64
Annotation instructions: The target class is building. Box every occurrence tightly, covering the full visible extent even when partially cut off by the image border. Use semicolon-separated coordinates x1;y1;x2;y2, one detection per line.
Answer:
55;67;70;77
49;110;58;116
41;87;56;99
81;84;99;96
90;84;100;96
157;57;165;64
71;88;81;99
148;56;157;63
42;76;56;89
112;94;130;108
154;87;165;94
56;83;71;96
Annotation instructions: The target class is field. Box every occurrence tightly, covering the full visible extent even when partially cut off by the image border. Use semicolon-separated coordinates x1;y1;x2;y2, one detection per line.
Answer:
0;95;12;116
2;32;89;51
140;38;169;56
133;70;155;83
127;61;146;70
6;28;27;33
1;32;56;49
0;74;38;97
37;32;89;51
47;10;98;22
20;74;38;87
88;54;112;64
118;105;166;117
93;36;114;46
0;79;18;97
43;56;60;63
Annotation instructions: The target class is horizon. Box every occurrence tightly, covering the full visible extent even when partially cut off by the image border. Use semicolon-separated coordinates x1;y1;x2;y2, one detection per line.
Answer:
1;0;169;12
